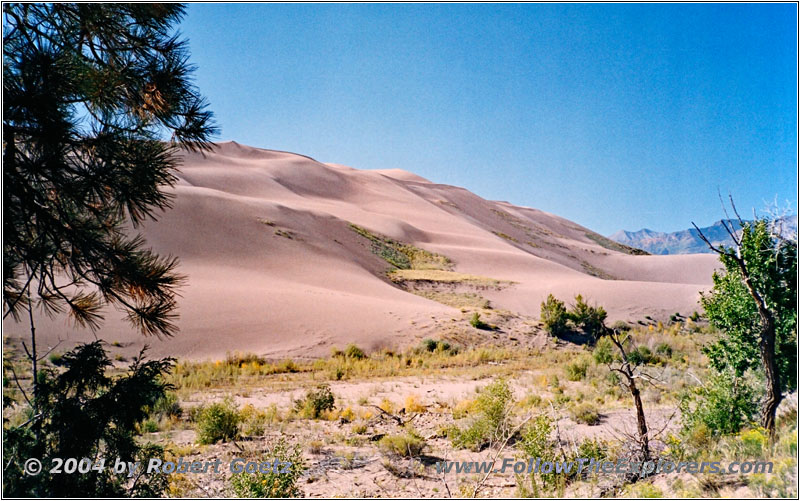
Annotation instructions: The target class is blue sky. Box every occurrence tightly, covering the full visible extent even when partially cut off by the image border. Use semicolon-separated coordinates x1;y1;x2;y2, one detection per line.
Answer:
181;3;797;235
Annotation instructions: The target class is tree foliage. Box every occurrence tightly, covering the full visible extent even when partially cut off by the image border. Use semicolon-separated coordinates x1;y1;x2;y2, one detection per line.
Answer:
568;294;607;338
3;3;217;336
540;293;607;339
540;294;568;335
3;342;175;497
697;216;797;435
701;219;797;392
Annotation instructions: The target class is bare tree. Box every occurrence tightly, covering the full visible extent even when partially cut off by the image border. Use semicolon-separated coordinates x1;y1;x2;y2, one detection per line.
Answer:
596;328;655;468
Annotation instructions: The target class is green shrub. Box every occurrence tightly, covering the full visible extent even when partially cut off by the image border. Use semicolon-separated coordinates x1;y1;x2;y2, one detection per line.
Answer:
576;438;610;463
140;418;159;433
470;312;490;330
627;346;653;366
593;337;616;365
565;356;590;381
519;415;553;459
448;379;513;450
196;399;241;444
540;294;569;335
568;294;607;338
151;392;182;419
734;428;768;460
631;482;663;498
378;431;426;457
419;338;457;355
229;438;305;497
610;320;631;332
47;352;64;366
421;338;438;352
680;369;759;437
239;404;274;436
655;342;673;358
295;384;335;419
225;351;266;367
344;344;367;360
571;403;600;425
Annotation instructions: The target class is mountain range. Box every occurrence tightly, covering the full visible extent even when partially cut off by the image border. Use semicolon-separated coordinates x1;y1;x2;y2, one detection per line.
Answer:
610;215;798;255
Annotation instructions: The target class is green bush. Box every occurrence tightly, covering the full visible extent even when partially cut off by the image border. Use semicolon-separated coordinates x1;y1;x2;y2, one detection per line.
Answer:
565;356;590;381
610;320;631;332
680;369;759;437
593;337;616;365
627;346;653;366
344;344;367;360
3;342;174;497
540;294;569;335
568;294;607;338
576;438;610;463
378;431;426;457
655;342;673;358
229;438;305;497
151;392;182;419
519;415;553;459
47;352;64;366
196;399;241;444
295;384;335;419
449;379;513;450
421;338;438;352
418;338;458;355
140;418;159;433
470;312;490;330
571;403;600;425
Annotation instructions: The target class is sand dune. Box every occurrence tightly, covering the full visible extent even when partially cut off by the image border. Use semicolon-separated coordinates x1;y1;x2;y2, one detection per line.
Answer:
4;142;720;359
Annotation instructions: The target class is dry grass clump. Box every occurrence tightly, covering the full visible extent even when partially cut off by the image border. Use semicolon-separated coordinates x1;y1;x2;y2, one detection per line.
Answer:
378;430;426;457
388;269;508;286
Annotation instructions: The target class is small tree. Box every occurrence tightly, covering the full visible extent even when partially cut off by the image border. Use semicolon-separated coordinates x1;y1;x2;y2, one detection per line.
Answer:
594;330;654;470
694;208;797;436
540;294;568;335
568;294;607;339
3;342;174;496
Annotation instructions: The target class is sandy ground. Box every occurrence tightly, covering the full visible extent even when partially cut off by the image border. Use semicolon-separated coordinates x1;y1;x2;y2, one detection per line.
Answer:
3;141;720;359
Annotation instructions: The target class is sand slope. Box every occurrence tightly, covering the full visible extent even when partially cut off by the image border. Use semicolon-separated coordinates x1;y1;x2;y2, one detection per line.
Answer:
4;142;720;359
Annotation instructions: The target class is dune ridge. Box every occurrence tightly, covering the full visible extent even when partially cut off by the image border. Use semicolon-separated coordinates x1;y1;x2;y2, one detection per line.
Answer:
4;142;720;359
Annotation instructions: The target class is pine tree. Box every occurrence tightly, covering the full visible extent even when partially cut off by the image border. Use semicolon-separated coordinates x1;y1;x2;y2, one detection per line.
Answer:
3;6;216;494
3;3;217;338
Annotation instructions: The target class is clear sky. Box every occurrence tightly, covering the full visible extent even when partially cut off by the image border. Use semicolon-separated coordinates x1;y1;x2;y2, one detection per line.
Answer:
180;3;797;235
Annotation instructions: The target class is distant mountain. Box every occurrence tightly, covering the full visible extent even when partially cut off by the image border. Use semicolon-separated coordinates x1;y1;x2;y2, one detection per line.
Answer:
609;215;798;255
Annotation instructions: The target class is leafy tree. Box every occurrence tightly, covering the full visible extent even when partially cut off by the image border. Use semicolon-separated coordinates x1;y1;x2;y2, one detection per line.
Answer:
696;215;797;436
3;342;174;496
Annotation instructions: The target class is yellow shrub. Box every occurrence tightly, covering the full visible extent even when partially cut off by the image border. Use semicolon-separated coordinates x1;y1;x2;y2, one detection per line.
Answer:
340;406;355;423
379;398;394;414
452;399;475;419
405;394;426;413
